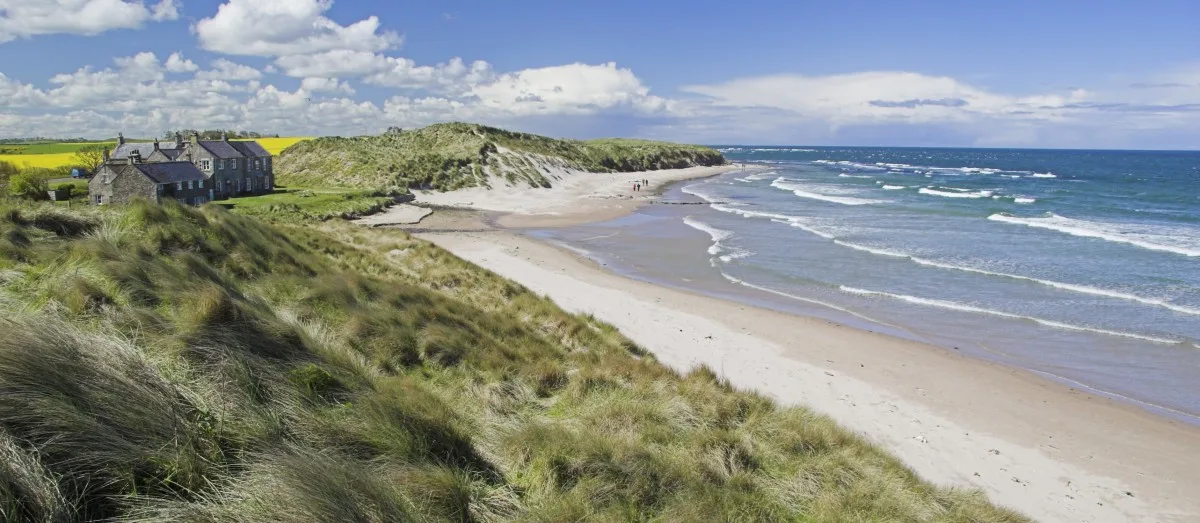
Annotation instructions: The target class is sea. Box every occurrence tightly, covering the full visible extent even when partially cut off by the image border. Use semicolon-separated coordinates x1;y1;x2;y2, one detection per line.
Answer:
533;147;1200;423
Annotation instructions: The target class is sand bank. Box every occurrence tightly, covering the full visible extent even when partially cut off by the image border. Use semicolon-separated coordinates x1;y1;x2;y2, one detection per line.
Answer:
413;164;746;228
417;229;1200;522
352;203;433;227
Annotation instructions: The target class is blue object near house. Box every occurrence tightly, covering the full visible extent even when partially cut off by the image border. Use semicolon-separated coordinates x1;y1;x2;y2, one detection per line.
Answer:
71;168;89;178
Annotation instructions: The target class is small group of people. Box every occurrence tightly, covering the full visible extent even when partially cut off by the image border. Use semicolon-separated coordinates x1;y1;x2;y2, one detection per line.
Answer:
632;178;649;192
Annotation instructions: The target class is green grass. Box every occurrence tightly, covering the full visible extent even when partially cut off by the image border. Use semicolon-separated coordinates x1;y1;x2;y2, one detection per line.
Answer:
0;199;1027;521
276;122;727;192
219;186;405;222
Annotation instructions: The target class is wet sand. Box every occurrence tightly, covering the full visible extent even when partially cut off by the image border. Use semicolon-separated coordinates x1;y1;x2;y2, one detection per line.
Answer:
389;171;1200;522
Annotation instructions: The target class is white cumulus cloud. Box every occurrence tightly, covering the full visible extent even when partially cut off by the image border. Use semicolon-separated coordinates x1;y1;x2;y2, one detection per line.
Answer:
165;52;199;73
194;0;400;57
196;59;263;81
300;77;355;94
0;0;180;43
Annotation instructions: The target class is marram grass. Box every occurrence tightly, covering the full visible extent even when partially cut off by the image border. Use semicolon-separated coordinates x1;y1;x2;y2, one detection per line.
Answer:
276;122;727;192
0;199;1027;521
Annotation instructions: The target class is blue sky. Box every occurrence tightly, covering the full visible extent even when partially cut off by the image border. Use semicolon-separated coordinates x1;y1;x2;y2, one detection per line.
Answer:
1;0;1197;148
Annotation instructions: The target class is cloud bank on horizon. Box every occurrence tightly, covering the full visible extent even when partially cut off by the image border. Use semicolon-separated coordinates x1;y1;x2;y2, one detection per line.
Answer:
0;0;1197;149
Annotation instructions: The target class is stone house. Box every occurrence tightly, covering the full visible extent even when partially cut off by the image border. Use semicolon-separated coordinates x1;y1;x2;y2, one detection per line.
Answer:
107;132;274;201
88;154;211;206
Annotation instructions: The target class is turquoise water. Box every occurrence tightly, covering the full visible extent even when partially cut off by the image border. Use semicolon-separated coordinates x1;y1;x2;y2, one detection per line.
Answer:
539;147;1200;422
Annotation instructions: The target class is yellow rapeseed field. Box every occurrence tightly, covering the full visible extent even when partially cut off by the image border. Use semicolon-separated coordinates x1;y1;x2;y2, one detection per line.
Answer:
0;137;311;169
0;152;77;169
254;137;311;155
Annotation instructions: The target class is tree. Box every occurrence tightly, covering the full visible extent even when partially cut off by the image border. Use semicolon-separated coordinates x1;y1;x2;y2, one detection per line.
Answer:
7;171;49;200
72;144;109;172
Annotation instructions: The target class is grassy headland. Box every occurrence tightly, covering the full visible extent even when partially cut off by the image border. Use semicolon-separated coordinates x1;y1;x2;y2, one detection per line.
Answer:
275;122;727;191
0;199;1024;521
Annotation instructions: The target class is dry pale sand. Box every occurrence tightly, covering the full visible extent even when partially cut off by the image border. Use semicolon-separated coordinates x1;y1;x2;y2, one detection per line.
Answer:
351;203;433;227
418;230;1200;523
413;164;746;228
403;165;1200;521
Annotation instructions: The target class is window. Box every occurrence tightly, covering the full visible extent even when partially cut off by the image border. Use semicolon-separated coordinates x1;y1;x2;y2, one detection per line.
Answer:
198;180;204;189
200;159;211;171
231;159;238;169
187;181;194;190
217;160;223;170
255;159;261;170
96;195;104;204
176;182;182;190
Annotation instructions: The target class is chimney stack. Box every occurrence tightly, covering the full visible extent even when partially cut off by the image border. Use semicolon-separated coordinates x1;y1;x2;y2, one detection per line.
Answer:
117;132;125;145
175;132;183;147
223;131;230;142
153;139;160;151
190;132;199;144
103;150;110;162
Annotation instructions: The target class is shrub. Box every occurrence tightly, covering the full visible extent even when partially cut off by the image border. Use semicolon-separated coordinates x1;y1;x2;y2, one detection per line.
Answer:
6;171;48;200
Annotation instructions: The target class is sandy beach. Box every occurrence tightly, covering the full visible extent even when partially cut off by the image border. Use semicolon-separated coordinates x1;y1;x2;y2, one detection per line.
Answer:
414;164;745;227
398;167;1200;522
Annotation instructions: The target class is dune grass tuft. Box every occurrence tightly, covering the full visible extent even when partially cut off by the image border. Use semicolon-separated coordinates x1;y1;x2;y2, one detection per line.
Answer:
0;199;1029;521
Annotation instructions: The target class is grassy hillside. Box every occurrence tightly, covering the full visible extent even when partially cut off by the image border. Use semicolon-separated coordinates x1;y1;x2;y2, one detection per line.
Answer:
275;122;727;191
0;200;1024;521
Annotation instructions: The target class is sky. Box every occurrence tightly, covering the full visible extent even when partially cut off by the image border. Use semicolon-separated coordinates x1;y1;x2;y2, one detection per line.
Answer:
0;0;1197;148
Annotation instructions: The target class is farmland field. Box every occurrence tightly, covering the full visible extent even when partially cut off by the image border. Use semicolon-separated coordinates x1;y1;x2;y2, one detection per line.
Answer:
0;137;310;169
0;152;78;169
0;142;117;155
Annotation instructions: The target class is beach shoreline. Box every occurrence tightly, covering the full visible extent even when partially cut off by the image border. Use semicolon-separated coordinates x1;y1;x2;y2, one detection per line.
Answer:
413;163;753;228
396;166;1200;522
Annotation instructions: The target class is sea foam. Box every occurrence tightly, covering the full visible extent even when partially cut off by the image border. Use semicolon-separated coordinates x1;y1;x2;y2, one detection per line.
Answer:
770;178;885;206
988;213;1200;257
840;286;1180;344
682;216;733;255
830;241;1200;317
918;187;993;199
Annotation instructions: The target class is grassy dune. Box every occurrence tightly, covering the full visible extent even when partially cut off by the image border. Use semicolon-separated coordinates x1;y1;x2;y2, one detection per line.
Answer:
0;200;1025;521
276;122;727;191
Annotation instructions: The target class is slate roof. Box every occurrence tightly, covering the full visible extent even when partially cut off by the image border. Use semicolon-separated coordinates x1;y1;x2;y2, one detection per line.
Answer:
197;140;245;159
129;162;207;184
158;149;185;160
228;140;271;157
112;142;180;159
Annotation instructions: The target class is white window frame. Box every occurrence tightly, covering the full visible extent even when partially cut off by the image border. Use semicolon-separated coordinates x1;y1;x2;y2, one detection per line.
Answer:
200;159;211;171
217;160;223;170
176;182;182;190
198;180;204;189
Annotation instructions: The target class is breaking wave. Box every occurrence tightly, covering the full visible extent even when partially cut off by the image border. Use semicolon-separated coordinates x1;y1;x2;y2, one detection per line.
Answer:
770;178;886;206
988;213;1200;257
919;187;994;199
840;286;1180;344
